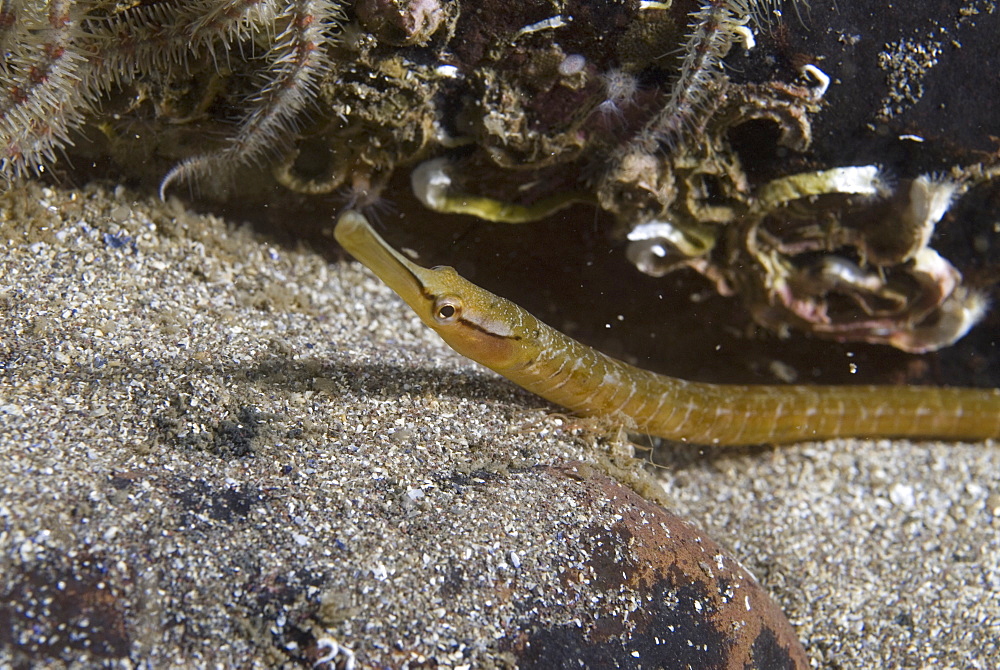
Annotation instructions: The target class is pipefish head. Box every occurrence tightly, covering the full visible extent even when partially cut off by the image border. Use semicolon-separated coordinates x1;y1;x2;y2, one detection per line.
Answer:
334;211;541;372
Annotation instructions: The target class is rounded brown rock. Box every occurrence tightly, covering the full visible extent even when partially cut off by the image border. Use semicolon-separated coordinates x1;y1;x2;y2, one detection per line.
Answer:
505;462;810;669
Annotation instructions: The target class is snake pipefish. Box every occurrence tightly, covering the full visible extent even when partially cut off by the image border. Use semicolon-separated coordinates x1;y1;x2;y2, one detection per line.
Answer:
334;211;1000;446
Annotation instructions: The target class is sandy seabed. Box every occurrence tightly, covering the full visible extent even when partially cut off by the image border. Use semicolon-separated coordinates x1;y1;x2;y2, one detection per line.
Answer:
1;181;998;668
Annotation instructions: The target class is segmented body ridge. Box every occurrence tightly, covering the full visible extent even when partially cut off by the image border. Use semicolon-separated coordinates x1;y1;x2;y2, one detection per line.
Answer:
496;305;1000;445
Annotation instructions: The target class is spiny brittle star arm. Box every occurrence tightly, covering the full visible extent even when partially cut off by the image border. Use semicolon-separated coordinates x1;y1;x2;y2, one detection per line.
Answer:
334;210;1000;446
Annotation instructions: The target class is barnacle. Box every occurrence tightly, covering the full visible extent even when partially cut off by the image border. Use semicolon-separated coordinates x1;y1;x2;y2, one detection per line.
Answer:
274;51;445;199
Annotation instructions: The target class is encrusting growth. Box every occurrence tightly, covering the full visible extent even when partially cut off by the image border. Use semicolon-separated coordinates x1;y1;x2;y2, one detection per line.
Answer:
335;209;1000;447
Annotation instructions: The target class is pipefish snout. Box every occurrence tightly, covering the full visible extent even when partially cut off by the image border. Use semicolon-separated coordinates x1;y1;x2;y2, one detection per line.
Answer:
334;211;1000;446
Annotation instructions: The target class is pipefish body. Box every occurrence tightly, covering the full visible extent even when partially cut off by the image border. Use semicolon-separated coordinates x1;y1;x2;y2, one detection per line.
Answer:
334;211;1000;446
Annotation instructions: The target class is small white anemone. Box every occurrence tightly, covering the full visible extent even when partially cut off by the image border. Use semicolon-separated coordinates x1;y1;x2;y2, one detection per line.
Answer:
598;68;639;117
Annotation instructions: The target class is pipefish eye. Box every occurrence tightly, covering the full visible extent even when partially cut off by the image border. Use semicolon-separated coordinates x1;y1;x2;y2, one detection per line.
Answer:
433;296;462;324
